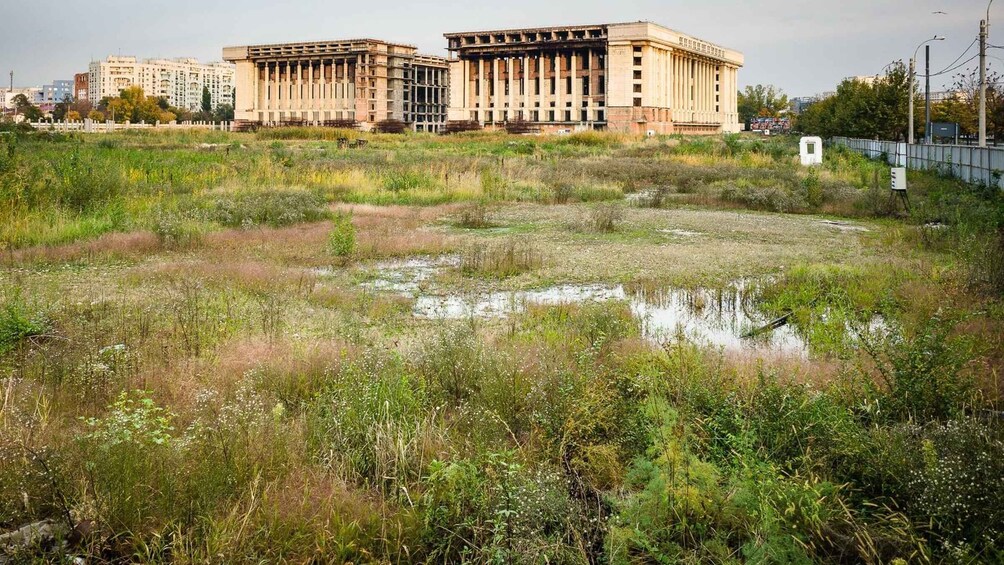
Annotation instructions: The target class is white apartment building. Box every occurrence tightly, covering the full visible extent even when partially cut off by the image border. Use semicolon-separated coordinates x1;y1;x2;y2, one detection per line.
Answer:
88;56;235;111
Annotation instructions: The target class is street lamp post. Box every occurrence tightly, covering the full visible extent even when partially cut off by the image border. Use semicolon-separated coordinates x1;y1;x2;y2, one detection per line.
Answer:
910;35;945;144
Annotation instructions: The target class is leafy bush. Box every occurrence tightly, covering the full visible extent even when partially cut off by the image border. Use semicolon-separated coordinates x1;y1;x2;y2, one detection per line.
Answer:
0;288;49;355
206;189;329;228
151;208;204;247
327;212;356;257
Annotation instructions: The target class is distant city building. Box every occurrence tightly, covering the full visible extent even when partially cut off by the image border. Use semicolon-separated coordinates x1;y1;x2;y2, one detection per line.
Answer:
223;38;450;132
39;80;74;109
845;74;880;86
2;87;42;111
444;21;744;134
74;73;89;103
87;56;235;111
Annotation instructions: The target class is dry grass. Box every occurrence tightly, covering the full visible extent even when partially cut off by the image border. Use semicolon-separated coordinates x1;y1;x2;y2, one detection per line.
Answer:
4;232;162;264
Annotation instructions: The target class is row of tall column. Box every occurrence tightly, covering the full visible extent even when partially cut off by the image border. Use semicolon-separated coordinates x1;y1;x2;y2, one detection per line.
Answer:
462;50;606;123
670;53;722;123
256;59;357;114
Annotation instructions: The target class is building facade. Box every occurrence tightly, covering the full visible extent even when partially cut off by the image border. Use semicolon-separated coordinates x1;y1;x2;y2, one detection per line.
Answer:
223;39;450;132
74;73;89;103
87;56;235;111
39;80;74;109
444;21;743;134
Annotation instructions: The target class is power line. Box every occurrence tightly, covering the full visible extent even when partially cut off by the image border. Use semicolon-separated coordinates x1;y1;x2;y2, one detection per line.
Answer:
921;53;981;78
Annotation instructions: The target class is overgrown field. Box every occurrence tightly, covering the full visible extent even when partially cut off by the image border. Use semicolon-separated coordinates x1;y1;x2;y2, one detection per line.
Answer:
1;128;1003;563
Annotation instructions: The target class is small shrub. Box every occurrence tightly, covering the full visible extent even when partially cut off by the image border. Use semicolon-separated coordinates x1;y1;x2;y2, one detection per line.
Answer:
0;288;49;355
328;212;356;257
454;202;495;229
151;209;204;248
589;203;624;233
207;189;328;228
461;236;541;279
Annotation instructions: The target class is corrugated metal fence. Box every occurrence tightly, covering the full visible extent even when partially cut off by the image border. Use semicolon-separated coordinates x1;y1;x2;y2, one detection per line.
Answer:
831;137;1004;189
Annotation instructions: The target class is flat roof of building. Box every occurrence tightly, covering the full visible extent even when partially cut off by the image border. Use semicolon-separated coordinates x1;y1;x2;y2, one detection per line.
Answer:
444;20;741;65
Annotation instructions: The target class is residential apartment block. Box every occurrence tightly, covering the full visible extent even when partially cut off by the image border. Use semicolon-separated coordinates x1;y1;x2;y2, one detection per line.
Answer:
223;39;450;132
444;21;743;134
87;56;235;111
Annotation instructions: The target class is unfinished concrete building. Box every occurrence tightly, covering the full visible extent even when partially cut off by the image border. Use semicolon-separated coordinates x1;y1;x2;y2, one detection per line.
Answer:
223;39;449;132
444;21;743;134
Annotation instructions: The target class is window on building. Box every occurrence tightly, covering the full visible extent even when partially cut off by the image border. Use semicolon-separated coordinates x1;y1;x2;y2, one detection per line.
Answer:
633;46;642;53
566;76;572;95
548;110;555;121
633;84;642;93
597;110;605;122
633;97;642;107
634;57;642;66
581;110;588;122
583;77;590;96
634;70;642;80
564;110;571;121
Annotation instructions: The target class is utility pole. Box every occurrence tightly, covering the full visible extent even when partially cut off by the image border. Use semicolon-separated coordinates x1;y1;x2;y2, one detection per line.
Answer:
910;36;943;144
926;44;932;144
980;18;989;146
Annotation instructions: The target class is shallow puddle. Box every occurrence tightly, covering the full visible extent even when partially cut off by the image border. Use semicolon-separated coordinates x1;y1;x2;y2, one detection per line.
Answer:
357;256;808;356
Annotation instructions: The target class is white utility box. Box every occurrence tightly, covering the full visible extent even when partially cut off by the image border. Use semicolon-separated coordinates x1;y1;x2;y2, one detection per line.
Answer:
891;167;907;192
799;137;823;166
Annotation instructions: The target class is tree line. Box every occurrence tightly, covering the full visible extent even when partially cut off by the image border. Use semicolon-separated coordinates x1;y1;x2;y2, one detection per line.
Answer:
7;86;234;124
739;62;1004;142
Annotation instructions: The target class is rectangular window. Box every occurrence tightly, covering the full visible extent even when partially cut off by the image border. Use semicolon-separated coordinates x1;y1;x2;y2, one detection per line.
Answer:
581;110;588;122
633;46;642;53
634;57;642;66
566;76;572;95
564;110;571;122
633;84;642;93
633;97;642;107
583;77;590;96
548;110;555;121
597;110;605;122
634;70;642;80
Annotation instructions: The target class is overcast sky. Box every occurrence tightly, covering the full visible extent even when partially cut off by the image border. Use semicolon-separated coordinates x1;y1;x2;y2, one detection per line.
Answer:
0;0;999;96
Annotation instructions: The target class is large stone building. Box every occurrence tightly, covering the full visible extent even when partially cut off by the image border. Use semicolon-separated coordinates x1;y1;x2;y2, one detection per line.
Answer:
87;56;235;111
223;39;450;132
444;21;743;134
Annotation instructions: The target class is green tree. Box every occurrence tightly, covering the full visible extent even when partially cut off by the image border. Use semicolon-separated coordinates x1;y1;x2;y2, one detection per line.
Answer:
796;61;911;140
213;104;234;122
201;86;212;113
105;86;176;124
737;84;790;123
11;94;42;121
52;95;73;121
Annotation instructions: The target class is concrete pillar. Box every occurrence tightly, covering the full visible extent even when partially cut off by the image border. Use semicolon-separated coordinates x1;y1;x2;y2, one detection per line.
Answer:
523;54;531;117
570;51;578;123
308;61;314;110
554;52;562;121
478;58;487;122
538;55;546;120
507;57;515;120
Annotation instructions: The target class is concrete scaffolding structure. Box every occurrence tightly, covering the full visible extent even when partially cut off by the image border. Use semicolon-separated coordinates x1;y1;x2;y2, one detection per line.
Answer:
223;39;449;132
445;21;743;134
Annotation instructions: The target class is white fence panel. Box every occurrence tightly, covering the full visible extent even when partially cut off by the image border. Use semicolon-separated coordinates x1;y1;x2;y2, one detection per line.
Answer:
833;137;1004;189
